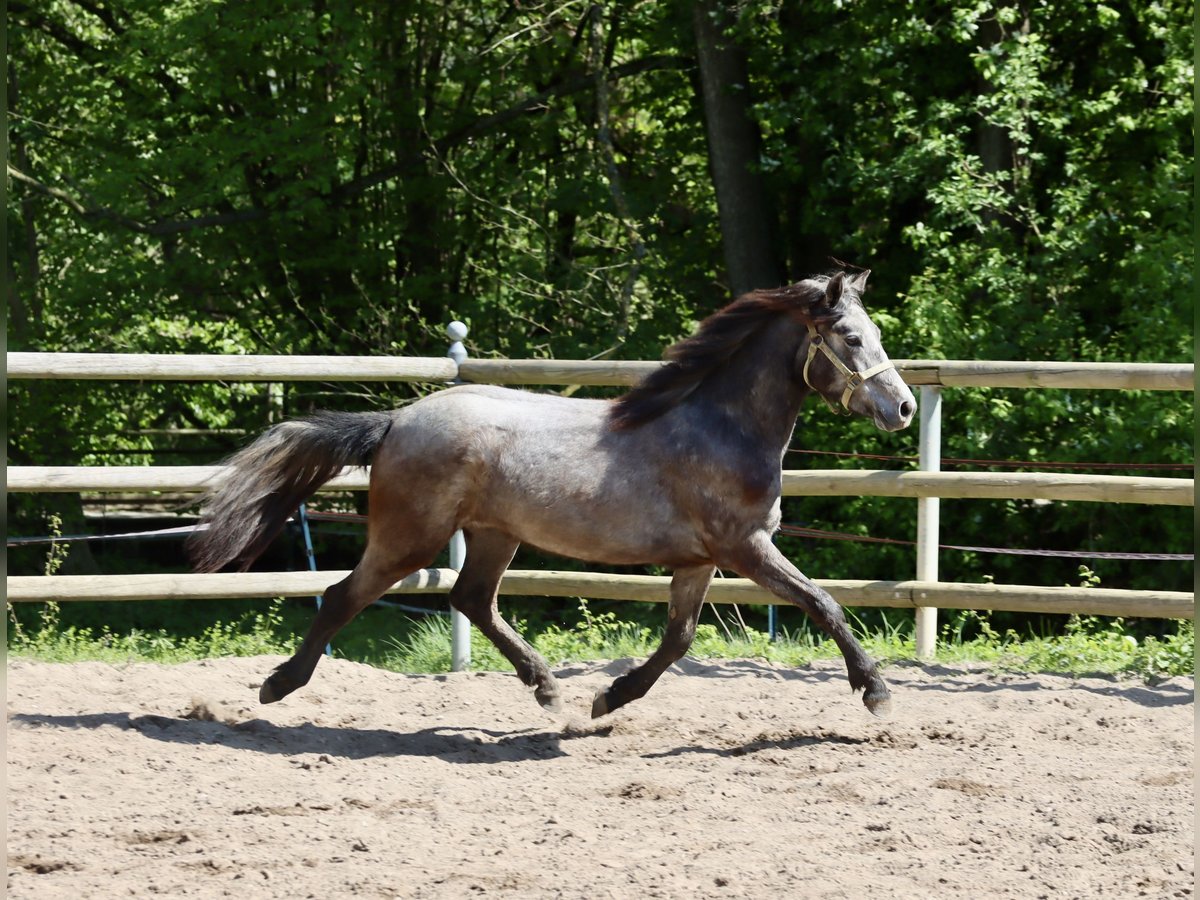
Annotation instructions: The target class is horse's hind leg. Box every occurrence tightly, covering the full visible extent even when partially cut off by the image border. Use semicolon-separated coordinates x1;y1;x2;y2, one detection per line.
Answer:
260;541;439;704
592;565;715;718
450;528;563;713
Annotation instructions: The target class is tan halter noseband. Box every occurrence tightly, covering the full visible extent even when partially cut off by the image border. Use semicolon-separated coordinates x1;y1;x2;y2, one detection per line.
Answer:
803;323;896;414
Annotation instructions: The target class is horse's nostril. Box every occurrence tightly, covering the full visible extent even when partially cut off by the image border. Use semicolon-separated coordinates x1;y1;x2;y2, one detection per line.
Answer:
899;400;915;420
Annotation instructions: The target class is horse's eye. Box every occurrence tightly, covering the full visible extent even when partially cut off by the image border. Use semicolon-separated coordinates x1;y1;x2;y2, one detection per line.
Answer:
845;334;863;347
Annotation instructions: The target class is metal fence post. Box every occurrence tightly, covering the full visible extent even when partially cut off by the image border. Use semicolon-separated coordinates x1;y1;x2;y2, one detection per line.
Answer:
296;503;332;657
915;385;942;658
447;321;471;672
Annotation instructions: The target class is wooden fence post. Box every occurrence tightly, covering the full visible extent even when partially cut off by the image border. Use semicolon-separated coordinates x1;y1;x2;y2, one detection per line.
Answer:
447;321;471;671
915;385;942;658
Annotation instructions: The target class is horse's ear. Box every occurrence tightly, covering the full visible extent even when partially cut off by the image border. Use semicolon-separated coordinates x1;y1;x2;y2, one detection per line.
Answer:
849;269;871;291
823;271;845;309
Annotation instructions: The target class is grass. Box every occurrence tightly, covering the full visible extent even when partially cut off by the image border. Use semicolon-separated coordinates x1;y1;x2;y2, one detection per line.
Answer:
9;596;1193;681
7;598;295;664
927;609;1195;680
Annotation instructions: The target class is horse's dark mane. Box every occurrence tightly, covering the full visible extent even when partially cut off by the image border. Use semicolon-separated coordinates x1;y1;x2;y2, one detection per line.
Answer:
610;278;839;431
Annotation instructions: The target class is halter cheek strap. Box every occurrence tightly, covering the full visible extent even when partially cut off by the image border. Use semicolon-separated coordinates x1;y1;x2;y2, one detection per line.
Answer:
803;324;896;413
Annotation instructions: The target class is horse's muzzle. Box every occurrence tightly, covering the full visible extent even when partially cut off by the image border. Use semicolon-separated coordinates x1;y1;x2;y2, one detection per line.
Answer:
874;395;916;432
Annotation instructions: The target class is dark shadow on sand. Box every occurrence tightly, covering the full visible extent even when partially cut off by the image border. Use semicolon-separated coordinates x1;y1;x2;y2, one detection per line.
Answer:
881;662;1195;709
634;659;1194;710
641;728;874;760
7;711;603;764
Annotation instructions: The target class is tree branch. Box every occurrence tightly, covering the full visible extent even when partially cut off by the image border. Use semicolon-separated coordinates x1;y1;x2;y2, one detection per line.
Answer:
8;163;149;232
8;164;269;235
11;54;693;238
332;53;692;203
588;5;647;344
21;1;185;101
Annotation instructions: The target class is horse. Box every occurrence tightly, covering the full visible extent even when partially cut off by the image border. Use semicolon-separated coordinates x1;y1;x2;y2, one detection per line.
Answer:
188;269;916;719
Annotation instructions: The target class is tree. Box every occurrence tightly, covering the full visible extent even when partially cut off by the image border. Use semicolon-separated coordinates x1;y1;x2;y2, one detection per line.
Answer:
692;0;784;295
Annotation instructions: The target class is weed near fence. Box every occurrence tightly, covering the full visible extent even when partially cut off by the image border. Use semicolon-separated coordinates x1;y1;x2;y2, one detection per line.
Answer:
9;594;1193;680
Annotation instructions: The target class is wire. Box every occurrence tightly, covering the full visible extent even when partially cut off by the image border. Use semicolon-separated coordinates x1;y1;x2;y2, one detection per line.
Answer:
11;518;1190;562
777;524;1193;562
7;524;202;546
785;448;1193;473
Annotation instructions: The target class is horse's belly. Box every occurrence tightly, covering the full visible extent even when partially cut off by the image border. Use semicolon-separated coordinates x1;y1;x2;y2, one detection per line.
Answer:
466;496;708;567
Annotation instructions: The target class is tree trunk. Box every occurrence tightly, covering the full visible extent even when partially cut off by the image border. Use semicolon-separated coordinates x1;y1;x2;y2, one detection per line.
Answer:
976;12;1029;228
692;0;784;296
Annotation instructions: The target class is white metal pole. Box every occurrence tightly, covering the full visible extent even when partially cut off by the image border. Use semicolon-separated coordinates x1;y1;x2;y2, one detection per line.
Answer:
448;529;470;671
915;385;942;658
447;321;471;672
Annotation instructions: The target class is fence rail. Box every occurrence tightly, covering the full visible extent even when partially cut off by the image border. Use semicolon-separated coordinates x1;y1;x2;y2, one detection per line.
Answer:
6;352;458;383
7;466;1193;506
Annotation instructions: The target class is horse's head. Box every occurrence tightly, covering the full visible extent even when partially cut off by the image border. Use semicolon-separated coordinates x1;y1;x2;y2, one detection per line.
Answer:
795;271;916;432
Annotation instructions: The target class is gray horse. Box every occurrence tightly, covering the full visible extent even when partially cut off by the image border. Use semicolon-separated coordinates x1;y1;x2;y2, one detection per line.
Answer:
189;270;916;719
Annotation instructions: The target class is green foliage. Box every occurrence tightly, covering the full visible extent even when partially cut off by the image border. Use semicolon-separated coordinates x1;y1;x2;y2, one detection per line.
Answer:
364;600;1194;678
534;599;656;664
1128;621;1195;679
8;1;709;370
380;615;514;674
692;622;771;659
1012;615;1194;679
936;609;1194;678
7;1;1191;614
1073;564;1103;589
9;596;1192;679
8;599;295;664
730;0;1193;591
40;515;72;577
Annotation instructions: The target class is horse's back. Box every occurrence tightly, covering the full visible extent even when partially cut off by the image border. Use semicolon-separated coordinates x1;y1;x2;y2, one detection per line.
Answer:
373;385;706;565
389;384;620;484
391;384;609;445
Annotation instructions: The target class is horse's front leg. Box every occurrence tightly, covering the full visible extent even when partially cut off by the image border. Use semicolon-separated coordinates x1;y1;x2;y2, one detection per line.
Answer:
592;564;715;718
720;532;891;717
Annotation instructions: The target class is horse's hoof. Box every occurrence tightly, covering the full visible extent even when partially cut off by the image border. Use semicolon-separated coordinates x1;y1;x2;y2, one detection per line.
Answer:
259;675;294;705
590;690;610;719
862;684;892;718
535;685;563;714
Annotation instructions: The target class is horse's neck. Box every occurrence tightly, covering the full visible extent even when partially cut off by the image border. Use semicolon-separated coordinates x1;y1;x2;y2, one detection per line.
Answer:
690;322;810;453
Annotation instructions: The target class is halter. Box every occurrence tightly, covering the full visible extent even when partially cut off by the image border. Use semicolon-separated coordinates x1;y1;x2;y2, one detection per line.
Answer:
803;323;896;414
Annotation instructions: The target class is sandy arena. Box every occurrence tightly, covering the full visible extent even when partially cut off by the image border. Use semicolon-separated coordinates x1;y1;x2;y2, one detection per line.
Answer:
6;655;1194;898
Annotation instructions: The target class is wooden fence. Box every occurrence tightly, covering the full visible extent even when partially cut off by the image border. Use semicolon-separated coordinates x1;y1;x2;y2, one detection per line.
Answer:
7;345;1194;661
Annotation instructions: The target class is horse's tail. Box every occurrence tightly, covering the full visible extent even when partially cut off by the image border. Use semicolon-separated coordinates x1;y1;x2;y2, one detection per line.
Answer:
187;410;395;573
